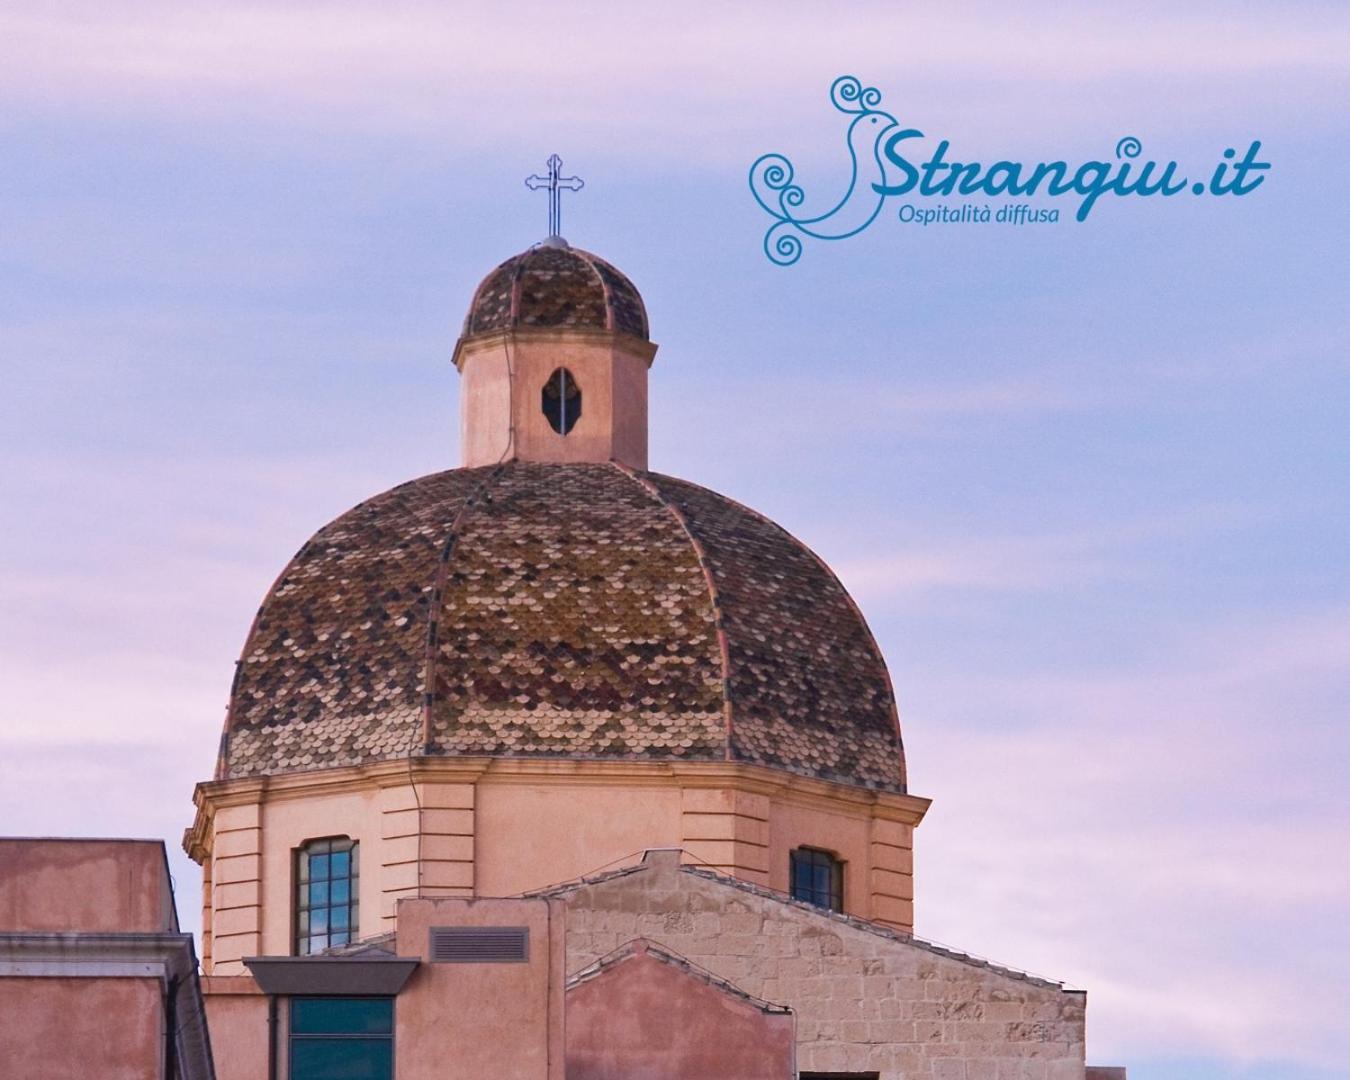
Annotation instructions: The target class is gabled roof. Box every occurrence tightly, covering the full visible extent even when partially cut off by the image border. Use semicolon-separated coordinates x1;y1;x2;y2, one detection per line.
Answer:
534;850;1070;992
677;865;1069;990
567;938;791;1015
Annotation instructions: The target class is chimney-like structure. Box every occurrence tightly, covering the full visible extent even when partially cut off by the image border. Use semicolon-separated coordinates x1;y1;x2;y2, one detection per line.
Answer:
452;240;656;469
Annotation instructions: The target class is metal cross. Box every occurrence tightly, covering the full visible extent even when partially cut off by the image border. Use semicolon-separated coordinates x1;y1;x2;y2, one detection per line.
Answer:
525;154;584;239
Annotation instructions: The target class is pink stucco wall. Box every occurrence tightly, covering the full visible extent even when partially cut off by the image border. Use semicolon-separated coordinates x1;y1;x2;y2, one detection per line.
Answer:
457;332;653;469
0;838;174;932
566;944;795;1080
0;976;163;1080
394;896;566;1080
202;975;270;1080
195;764;923;971
473;779;683;897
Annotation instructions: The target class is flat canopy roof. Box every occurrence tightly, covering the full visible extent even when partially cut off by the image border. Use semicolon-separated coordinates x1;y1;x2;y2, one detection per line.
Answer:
244;956;419;996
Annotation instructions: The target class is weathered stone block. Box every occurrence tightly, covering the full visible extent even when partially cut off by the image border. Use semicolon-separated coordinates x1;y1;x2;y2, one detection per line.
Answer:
550;861;1086;1078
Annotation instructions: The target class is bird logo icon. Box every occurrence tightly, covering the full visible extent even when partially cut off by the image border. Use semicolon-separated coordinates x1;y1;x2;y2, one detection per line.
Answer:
749;76;901;265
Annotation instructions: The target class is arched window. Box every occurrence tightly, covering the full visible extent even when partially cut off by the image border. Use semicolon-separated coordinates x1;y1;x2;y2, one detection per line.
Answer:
295;836;358;955
789;847;843;912
542;367;582;434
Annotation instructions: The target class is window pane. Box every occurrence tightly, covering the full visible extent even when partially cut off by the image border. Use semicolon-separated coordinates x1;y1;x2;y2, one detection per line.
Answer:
292;998;393;1035
291;1038;392;1080
541;368;583;434
791;848;842;911
296;838;358;956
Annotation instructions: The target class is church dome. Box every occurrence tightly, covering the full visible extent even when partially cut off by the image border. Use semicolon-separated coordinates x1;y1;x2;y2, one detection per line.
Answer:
220;461;905;792
460;242;649;343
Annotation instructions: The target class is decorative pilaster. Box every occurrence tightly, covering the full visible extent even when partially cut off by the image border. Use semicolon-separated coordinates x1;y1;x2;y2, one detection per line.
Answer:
868;815;914;931
680;788;770;885
414;782;476;898
209;803;263;973
200;854;213;970
378;781;476;927
378;784;420;927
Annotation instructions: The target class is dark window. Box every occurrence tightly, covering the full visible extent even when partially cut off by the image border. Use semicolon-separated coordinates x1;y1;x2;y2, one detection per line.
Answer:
295;837;358;955
542;367;582;434
290;997;392;1080
790;847;843;912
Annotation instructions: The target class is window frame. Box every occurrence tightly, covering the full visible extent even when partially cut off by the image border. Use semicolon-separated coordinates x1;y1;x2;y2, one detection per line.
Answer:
789;846;844;913
293;836;359;956
541;366;582;435
287;995;394;1080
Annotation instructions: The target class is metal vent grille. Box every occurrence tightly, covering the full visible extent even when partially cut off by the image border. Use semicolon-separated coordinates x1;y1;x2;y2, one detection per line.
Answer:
429;926;530;963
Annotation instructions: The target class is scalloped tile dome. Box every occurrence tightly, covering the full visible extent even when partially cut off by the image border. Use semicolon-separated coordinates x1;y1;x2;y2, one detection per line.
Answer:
220;462;904;792
461;244;649;341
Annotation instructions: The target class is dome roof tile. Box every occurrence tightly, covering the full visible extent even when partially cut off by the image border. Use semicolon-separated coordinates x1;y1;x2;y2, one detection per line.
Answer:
461;245;649;341
220;462;903;791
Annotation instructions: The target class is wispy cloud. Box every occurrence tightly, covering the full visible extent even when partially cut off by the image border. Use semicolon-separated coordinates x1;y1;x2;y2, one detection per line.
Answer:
0;4;1345;162
905;607;1350;1066
836;505;1250;596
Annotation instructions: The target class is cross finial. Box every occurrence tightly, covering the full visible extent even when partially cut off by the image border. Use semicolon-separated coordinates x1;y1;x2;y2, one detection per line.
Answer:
525;154;584;241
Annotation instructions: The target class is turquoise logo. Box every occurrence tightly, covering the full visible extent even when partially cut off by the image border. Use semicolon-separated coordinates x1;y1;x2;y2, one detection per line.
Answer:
749;76;1269;265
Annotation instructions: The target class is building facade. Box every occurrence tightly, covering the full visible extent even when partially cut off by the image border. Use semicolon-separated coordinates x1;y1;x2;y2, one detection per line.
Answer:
0;838;213;1080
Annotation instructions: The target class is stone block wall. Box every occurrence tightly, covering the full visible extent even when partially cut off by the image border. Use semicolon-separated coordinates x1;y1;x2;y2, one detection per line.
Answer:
551;852;1086;1080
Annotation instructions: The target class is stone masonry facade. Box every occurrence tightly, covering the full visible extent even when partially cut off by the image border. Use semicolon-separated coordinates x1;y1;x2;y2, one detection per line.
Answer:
544;852;1087;1080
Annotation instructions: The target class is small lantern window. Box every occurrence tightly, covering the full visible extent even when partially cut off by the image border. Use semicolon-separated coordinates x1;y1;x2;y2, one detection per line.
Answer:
542;367;582;435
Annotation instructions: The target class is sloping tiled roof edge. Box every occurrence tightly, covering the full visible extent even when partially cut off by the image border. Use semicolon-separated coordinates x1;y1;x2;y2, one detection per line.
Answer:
565;937;791;1014
521;860;652;898
677;865;1071;991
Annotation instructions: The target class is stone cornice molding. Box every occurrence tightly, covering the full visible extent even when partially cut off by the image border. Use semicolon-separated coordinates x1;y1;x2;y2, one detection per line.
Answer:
185;757;929;862
452;326;658;371
0;930;198;978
